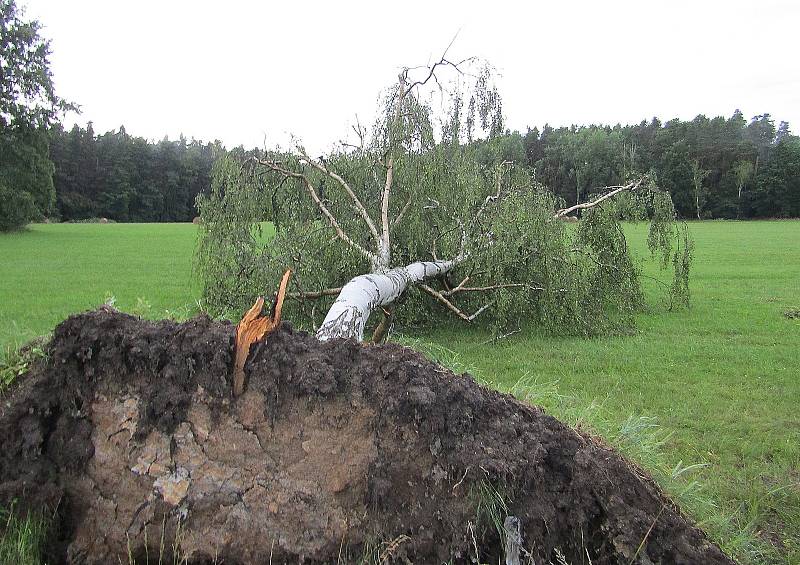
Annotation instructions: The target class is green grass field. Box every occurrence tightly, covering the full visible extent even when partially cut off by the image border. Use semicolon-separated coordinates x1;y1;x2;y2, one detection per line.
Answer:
0;223;200;347
1;221;799;564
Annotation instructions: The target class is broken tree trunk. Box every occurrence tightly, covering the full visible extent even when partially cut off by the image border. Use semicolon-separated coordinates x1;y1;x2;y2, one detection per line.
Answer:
233;270;291;395
315;258;463;341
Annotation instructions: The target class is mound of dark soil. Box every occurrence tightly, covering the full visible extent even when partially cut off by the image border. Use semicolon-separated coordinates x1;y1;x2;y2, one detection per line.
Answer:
0;309;733;564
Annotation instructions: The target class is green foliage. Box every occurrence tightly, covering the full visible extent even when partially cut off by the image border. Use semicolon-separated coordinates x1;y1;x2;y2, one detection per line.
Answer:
197;64;688;338
749;137;800;218
0;178;36;232
0;0;70;127
646;189;677;267
0;125;55;230
669;225;693;309
0;0;70;231
0;339;45;393
195;155;277;313
526;112;798;220
0;503;49;565
571;202;643;331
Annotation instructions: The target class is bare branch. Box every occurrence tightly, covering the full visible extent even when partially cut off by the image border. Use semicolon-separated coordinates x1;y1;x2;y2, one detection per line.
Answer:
450;276;470;294
351;114;366;151
441;283;539;297
417;276;545;324
287;288;343;300
555;177;644;218
402;46;475;98
418;283;473;321
467;302;493;321
418;283;492;322
391;196;413;232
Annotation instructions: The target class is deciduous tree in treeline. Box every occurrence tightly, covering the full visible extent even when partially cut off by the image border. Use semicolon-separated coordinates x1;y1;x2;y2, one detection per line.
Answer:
749;136;800;218
0;0;72;230
691;160;710;220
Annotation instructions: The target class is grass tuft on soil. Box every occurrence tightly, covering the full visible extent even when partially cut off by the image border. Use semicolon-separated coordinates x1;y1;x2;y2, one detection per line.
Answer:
0;503;49;565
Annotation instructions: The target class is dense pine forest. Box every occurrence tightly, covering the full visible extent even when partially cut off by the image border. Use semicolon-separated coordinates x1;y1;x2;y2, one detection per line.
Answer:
45;110;799;223
48;124;220;222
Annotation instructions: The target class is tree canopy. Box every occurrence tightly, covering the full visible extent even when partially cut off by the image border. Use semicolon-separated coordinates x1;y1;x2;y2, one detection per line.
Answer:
0;0;71;231
197;60;691;340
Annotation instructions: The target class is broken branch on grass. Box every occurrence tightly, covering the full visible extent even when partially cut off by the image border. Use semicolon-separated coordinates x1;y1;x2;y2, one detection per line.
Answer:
481;329;521;345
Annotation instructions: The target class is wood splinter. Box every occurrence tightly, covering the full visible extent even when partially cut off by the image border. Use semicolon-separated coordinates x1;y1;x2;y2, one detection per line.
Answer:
233;270;292;396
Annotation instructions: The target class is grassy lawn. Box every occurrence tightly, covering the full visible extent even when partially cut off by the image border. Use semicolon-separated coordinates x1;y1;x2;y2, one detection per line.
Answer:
1;220;798;563
420;221;800;563
0;223;200;348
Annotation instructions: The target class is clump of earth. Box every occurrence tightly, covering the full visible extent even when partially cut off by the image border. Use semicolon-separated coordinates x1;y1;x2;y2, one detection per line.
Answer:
0;309;734;564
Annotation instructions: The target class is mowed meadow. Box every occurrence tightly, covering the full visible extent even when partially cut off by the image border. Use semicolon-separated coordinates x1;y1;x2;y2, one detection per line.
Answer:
1;221;799;564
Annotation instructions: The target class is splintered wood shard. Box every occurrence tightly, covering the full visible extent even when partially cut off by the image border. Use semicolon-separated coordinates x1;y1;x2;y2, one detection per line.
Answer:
233;270;292;396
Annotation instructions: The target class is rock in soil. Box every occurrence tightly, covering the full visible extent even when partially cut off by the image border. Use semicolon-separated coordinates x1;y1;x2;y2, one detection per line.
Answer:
0;309;734;564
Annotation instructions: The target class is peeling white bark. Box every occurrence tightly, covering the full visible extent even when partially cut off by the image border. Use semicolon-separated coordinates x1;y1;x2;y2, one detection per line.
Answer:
316;258;462;341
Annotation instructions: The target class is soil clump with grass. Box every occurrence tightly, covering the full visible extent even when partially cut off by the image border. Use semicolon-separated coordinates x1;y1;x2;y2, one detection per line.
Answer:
0;309;734;564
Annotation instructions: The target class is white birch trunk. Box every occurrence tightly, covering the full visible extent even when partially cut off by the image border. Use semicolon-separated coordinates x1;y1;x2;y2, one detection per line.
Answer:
316;258;461;341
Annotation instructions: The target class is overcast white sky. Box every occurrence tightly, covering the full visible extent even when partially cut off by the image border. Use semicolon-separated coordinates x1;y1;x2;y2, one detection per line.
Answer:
22;0;800;153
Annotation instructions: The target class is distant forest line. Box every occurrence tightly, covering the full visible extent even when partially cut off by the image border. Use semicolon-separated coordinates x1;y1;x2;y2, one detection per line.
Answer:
48;110;799;223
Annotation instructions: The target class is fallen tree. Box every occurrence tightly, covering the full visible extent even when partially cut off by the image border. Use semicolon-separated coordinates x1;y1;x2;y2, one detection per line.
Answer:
197;57;692;342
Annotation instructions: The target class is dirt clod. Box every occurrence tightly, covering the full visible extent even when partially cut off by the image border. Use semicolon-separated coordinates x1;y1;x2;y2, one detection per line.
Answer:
0;309;734;564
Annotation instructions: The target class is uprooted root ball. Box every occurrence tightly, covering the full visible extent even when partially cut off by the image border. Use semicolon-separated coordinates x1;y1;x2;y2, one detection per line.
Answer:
0;309;733;564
